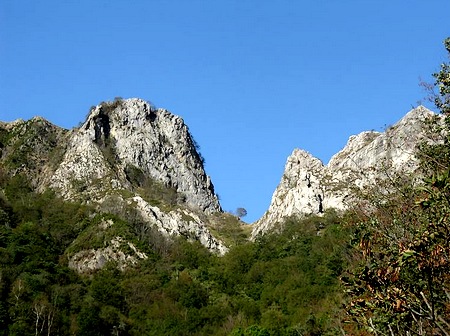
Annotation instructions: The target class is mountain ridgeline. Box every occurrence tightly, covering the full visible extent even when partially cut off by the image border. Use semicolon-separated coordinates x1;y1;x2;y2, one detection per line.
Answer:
0;98;236;272
252;106;437;237
0;100;437;264
1;97;447;335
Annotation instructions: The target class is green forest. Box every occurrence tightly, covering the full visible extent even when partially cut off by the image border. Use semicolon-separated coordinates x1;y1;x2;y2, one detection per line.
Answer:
0;38;449;335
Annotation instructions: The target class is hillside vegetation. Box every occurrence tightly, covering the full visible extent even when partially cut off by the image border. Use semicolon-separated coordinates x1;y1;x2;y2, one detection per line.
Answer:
0;175;350;335
0;38;449;335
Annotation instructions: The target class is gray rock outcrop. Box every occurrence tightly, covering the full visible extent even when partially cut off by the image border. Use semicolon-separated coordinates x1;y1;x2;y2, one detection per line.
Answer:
50;98;220;213
130;195;228;255
252;106;437;238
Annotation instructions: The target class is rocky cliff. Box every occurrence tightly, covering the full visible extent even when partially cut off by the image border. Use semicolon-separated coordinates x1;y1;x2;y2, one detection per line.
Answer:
50;98;220;213
1;98;228;271
251;106;437;238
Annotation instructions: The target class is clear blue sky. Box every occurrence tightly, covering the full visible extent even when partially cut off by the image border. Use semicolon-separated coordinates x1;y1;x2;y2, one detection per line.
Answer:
1;1;449;222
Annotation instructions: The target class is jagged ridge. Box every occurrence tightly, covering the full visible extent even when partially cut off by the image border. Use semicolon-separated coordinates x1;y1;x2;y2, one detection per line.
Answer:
252;106;437;238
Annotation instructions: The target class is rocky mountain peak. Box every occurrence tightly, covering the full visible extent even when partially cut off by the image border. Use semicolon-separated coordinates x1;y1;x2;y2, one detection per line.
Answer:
1;98;229;263
252;106;437;238
48;98;228;259
51;98;220;213
251;148;328;237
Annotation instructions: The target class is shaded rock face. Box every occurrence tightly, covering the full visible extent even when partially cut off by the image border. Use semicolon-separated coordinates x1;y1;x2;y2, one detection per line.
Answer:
252;106;437;238
51;98;220;213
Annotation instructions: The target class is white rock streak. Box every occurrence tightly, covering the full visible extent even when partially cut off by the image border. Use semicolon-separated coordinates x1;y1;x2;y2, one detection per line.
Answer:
131;196;228;255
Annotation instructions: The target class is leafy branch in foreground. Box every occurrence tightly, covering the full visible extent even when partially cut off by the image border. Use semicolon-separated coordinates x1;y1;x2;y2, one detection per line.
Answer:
344;175;450;335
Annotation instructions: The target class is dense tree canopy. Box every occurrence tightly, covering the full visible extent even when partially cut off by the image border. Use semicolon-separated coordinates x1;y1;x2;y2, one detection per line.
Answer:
0;170;351;335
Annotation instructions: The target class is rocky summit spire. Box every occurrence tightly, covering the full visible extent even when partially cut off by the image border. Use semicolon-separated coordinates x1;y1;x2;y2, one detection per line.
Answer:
50;98;221;213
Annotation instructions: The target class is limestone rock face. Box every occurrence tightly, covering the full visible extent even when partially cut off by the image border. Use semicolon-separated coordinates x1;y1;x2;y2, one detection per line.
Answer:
1;98;226;261
48;98;225;256
51;98;220;213
252;150;328;237
68;236;149;273
252;106;436;238
328;106;434;183
67;218;149;273
131;196;228;255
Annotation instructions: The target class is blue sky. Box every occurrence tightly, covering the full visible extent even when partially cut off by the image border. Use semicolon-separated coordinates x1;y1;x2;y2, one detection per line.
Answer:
1;1;449;222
